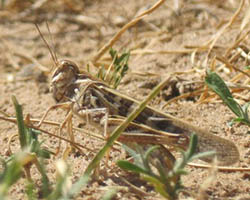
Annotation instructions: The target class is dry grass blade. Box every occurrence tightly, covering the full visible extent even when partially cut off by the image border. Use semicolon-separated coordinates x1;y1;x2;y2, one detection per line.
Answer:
1;38;49;72
241;5;250;31
188;163;250;172
130;48;205;55
1;1;250;199
0;109;10;117
216;56;250;78
163;88;205;108
0;115;97;153
204;0;245;56
225;29;250;57
196;162;218;200
92;0;165;63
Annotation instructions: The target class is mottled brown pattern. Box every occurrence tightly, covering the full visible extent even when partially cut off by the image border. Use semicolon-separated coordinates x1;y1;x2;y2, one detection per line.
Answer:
50;60;239;166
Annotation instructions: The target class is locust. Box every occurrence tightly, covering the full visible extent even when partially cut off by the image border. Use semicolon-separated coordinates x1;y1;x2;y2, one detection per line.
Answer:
36;25;239;168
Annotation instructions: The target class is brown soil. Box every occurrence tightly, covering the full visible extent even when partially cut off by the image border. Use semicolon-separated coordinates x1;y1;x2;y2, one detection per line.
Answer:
0;0;249;199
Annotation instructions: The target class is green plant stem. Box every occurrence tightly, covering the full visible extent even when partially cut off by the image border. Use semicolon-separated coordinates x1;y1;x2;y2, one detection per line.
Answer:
12;96;27;148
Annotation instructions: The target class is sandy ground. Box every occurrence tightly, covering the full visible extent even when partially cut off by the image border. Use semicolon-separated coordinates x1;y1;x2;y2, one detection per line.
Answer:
0;0;250;199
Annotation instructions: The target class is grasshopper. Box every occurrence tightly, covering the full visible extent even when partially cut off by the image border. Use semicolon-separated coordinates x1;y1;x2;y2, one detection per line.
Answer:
36;25;239;168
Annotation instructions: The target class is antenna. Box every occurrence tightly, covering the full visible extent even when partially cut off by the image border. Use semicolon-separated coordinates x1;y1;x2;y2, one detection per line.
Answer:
46;21;58;66
35;23;58;70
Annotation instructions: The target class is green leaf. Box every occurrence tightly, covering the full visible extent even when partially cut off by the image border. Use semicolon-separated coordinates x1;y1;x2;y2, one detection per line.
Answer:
233;118;250;126
173;169;188;176
0;153;27;197
109;48;117;59
25;181;37;200
39;160;51;198
116;161;149;175
97;65;106;80
184;134;198;159
142;145;160;172
121;144;142;166
144;145;160;162
12;96;27;148
244;65;250;70
242;102;250;121
142;175;171;199
107;48;130;89
205;71;244;118
190;151;215;161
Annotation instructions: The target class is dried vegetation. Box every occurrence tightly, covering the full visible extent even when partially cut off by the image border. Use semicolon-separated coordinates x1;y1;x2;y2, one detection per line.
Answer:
0;0;250;199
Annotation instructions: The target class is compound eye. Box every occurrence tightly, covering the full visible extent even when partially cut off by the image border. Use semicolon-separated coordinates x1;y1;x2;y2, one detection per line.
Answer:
61;60;80;74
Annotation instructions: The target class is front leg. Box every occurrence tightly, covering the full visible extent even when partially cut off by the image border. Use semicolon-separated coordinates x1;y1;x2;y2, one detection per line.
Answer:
36;102;72;128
